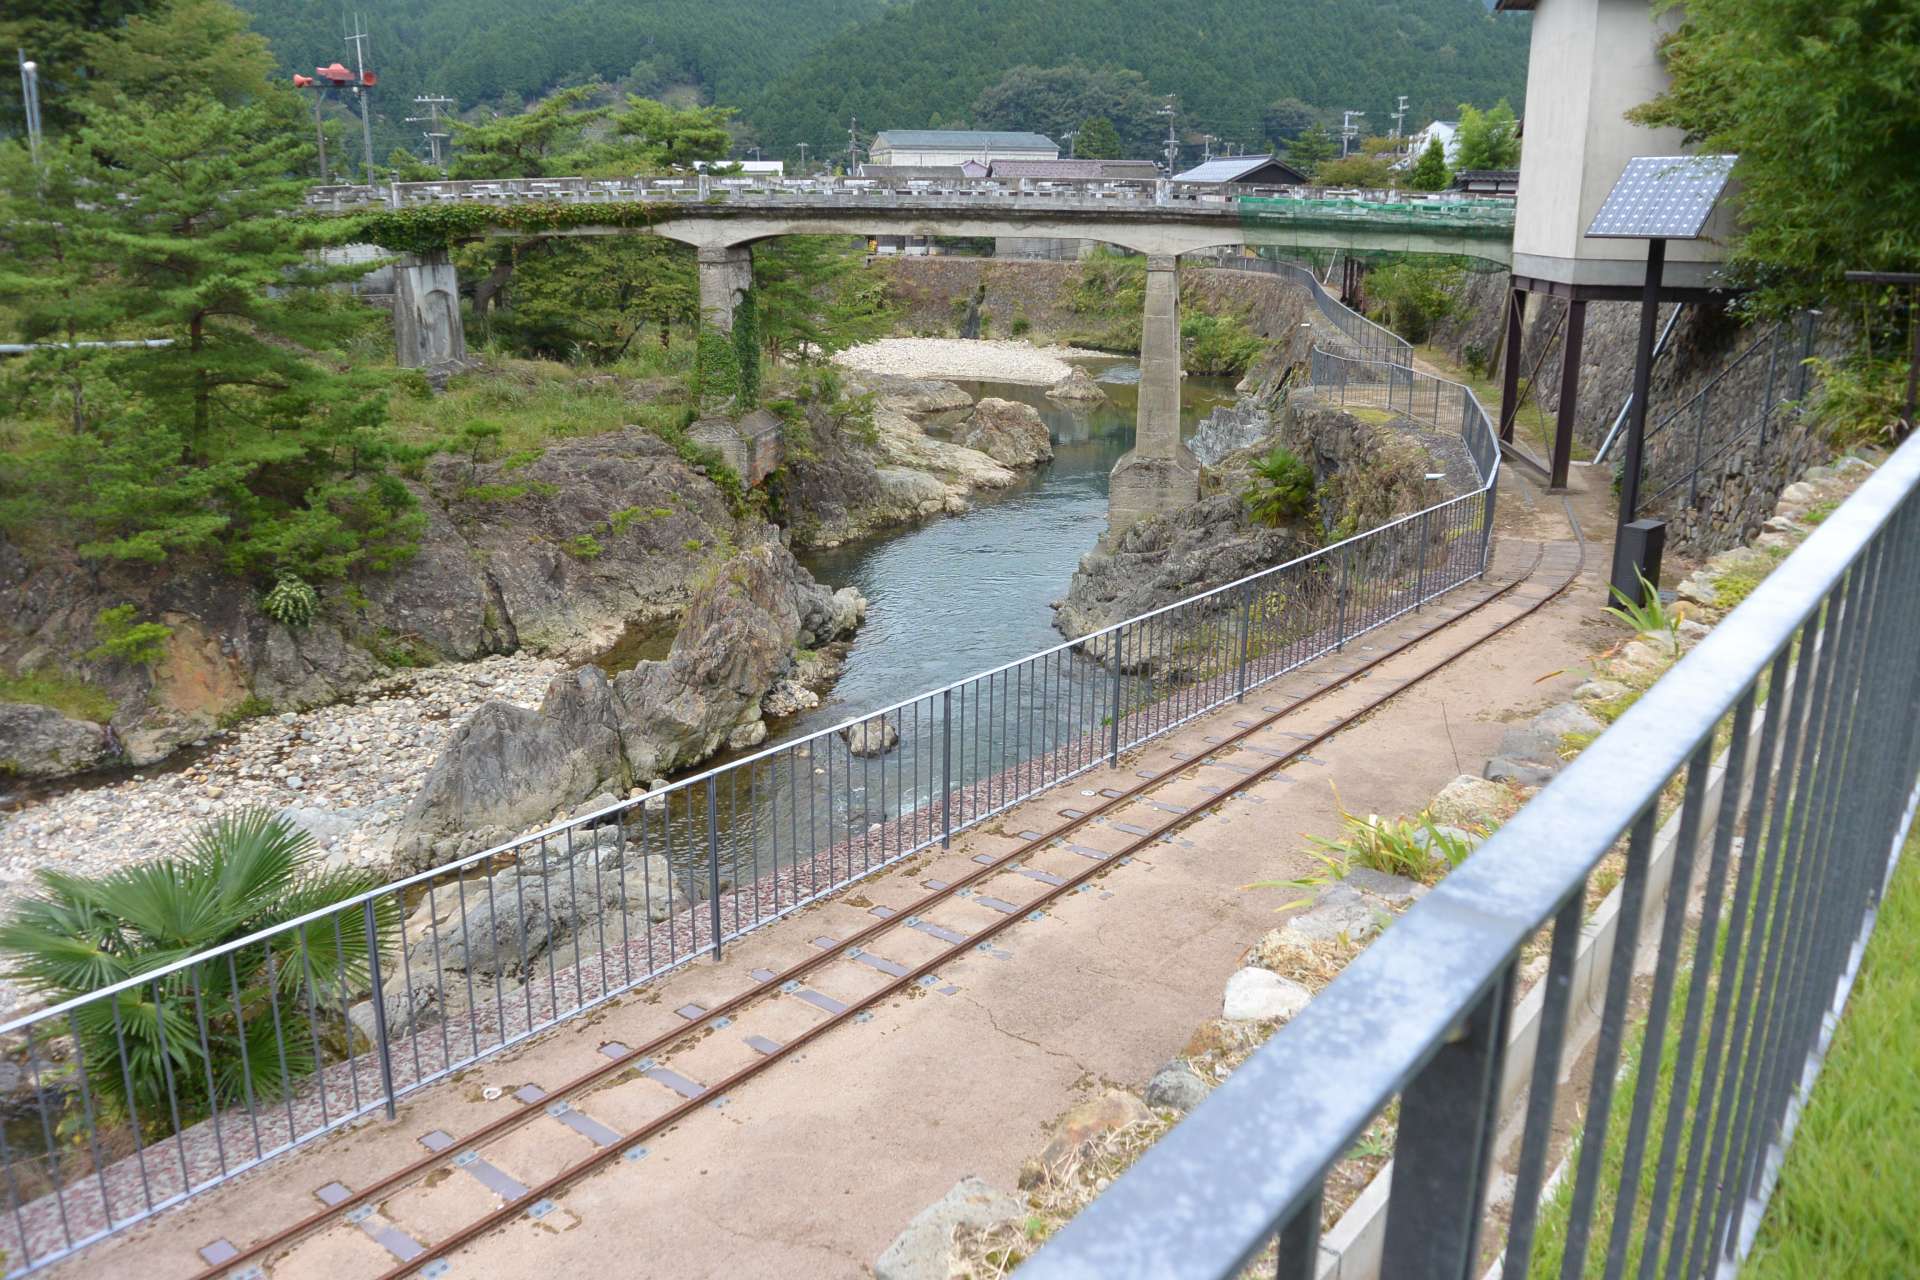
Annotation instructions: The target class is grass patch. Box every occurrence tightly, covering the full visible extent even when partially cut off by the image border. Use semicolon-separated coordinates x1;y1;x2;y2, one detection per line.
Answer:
1745;835;1920;1277
386;357;687;454
0;671;118;723
1530;830;1919;1277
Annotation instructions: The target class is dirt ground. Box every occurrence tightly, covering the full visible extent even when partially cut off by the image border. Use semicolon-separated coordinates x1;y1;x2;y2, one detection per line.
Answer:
56;467;1618;1280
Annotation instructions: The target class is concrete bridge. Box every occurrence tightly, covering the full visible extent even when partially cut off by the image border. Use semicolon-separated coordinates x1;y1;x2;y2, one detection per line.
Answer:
325;176;1514;531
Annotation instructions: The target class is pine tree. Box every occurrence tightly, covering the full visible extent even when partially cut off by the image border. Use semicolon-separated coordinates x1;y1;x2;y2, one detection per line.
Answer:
1286;124;1338;173
754;237;893;366
1409;136;1450;191
2;85;417;577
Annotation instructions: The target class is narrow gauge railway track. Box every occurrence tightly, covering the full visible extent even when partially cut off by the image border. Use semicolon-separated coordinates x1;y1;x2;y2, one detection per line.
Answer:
200;520;1584;1280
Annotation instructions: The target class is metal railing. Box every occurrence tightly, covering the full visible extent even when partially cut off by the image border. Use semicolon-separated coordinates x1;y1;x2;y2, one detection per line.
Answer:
1201;253;1414;369
1024;429;1920;1277
0;350;1499;1274
301;175;1518;236
1638;311;1823;511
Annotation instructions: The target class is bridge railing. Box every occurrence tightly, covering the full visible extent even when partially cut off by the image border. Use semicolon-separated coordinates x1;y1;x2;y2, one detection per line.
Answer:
301;176;1515;234
0;352;1501;1276
1022;421;1920;1279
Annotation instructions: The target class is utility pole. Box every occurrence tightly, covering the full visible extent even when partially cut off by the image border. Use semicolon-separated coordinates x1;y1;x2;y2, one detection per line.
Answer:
16;51;43;171
1062;129;1077;158
345;14;375;177
1392;95;1409;140
406;94;455;169
1202;133;1215;161
749;146;761;162
796;141;810;174
1340;109;1365;158
1160;99;1179;175
846;115;860;174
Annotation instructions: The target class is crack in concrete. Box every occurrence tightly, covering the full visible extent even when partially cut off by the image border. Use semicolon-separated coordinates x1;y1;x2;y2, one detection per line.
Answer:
962;995;1092;1076
708;1214;870;1269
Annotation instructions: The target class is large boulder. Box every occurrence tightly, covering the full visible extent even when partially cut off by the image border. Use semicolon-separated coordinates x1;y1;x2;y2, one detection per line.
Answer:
1045;366;1108;404
841;715;900;758
959;398;1053;468
0;702;113;778
398;665;630;842
613;542;838;780
876;378;974;417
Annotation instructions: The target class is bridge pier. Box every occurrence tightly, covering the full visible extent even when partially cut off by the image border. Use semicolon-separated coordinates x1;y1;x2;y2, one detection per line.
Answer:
1109;254;1200;536
697;244;755;334
393;251;466;369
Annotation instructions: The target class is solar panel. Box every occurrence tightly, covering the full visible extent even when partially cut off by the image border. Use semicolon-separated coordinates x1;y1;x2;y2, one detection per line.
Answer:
1585;154;1737;240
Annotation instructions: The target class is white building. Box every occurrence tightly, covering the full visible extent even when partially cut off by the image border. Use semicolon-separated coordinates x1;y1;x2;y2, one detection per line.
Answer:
694;159;786;178
1497;0;1734;291
1400;120;1460;168
867;129;1058;167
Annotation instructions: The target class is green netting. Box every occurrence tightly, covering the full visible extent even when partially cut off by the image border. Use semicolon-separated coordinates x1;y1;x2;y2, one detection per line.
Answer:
1235;195;1514;271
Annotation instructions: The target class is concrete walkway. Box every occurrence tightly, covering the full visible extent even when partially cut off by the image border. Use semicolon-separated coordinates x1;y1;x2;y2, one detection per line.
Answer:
59;474;1612;1280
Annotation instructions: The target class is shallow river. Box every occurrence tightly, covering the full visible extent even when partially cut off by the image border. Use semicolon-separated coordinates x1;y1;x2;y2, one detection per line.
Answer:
631;363;1243;903
789;363;1237;736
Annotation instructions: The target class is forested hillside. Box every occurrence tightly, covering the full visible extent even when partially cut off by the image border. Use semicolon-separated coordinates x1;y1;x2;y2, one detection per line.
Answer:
235;0;886;152
745;0;1529;158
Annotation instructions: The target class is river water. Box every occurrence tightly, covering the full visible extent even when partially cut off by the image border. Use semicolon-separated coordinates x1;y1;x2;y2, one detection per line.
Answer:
789;363;1238;737
628;363;1244;915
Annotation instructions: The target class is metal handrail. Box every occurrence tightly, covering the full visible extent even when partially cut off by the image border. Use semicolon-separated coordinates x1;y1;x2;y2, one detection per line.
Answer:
1025;430;1920;1279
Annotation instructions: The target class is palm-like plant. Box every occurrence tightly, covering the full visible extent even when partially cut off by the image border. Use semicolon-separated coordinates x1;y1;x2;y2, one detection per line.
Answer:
0;809;396;1130
1243;446;1317;527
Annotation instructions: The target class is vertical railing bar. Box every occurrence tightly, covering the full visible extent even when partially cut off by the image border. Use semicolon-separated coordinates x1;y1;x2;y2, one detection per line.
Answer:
706;776;723;959
22;1024;73;1247
1555;807;1658;1279
1694;608;1826;1270
1721;566;1856;1250
1273;1186;1325;1280
147;974;192;1188
1600;736;1717;1278
1676;645;1796;1280
329;913;363;1117
108;995;156;1213
185;967;228;1179
67;1008;115;1231
221;948;265;1163
1501;892;1587;1277
1636;689;1758;1280
453;870;480;1060
362;901;397;1121
261;943;298;1152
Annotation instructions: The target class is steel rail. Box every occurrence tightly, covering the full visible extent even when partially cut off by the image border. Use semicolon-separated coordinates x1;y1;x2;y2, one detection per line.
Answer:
200;518;1578;1280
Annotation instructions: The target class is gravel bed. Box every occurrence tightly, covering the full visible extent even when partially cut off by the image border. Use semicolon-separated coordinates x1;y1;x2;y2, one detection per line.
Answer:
833;338;1112;385
0;653;567;1016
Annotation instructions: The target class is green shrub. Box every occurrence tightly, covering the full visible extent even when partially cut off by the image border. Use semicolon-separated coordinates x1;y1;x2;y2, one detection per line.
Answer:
0;809;398;1129
261;574;320;629
566;533;604;559
1181;312;1267;377
1242;447;1317;526
1806;354;1906;449
1364;258;1466;343
85;605;173;668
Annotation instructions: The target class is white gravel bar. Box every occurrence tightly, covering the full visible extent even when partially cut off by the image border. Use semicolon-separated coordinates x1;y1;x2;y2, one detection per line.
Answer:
834;337;1114;385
